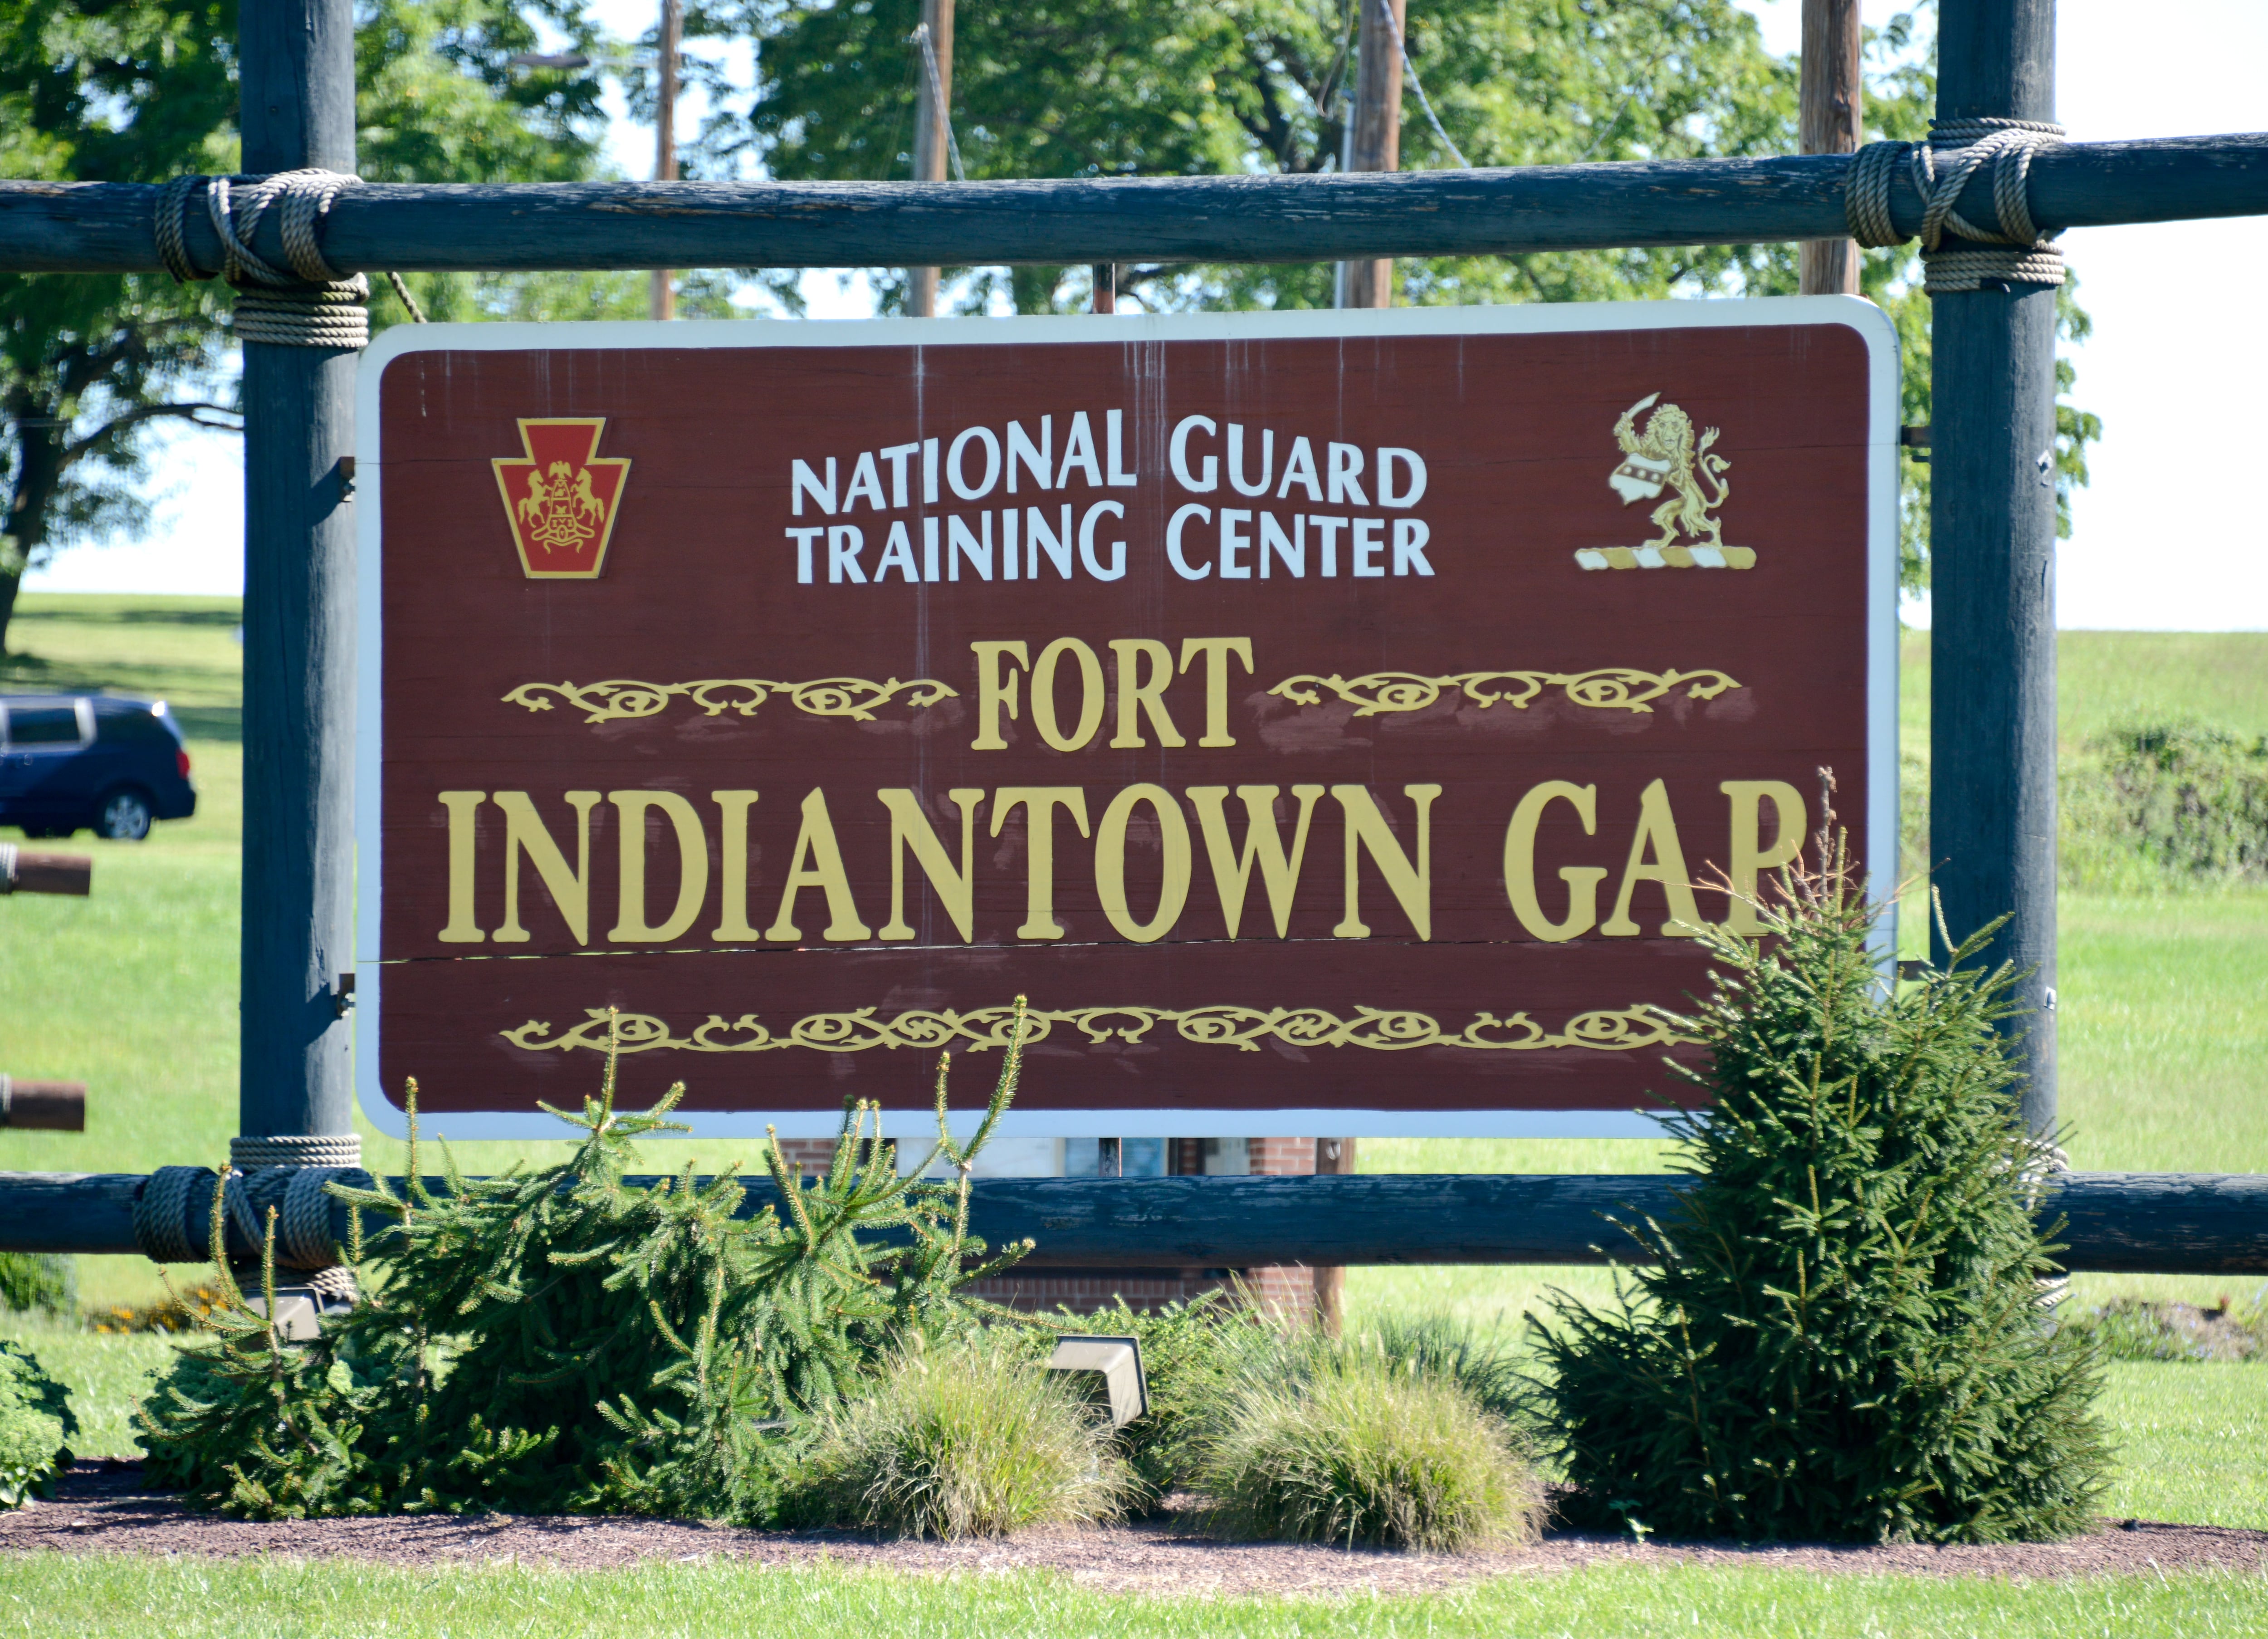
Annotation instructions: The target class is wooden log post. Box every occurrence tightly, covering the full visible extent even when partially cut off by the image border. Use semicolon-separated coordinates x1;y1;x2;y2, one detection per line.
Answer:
5;139;2265;275
7;1170;2268;1273
0;1080;85;1131
0;847;91;895
1341;0;1405;308
1799;0;1863;294
236;0;360;1154
1929;0;2062;1135
1312;1137;1356;1335
650;0;681;321
906;0;956;318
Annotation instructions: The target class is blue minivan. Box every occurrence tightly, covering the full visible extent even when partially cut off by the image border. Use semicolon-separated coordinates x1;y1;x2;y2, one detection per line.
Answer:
0;695;199;840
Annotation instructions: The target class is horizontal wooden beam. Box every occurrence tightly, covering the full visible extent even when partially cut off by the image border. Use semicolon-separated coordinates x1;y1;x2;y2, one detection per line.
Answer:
0;1081;85;1131
0;851;91;896
4;1169;2263;1274
2;136;2263;276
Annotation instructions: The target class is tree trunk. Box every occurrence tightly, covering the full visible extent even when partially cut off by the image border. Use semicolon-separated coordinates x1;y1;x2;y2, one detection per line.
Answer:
1;401;66;658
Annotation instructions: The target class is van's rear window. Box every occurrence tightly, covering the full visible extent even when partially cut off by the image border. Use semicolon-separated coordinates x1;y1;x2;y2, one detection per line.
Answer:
5;706;82;745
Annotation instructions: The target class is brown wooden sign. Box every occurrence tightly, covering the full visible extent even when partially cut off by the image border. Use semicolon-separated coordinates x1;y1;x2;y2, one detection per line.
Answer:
355;303;1897;1139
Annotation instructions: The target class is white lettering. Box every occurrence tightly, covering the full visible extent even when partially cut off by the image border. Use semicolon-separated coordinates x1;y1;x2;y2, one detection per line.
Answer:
1170;415;1219;493
948;426;1002;499
1167;503;1213;579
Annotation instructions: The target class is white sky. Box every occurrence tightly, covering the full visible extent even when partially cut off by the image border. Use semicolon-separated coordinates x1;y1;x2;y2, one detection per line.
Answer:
28;0;2268;633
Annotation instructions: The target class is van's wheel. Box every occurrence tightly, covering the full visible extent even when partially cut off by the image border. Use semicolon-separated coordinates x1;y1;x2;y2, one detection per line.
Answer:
94;787;155;841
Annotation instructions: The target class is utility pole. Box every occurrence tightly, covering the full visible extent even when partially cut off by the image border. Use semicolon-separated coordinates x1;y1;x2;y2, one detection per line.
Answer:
650;0;681;321
1340;0;1405;308
1930;0;2061;1134
907;0;956;318
237;0;358;1157
1799;0;1864;294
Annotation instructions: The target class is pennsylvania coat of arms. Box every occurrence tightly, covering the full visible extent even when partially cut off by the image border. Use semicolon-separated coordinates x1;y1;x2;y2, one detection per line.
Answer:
491;418;631;580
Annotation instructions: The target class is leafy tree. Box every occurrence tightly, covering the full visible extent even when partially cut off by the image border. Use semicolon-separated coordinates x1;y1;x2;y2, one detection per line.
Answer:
725;0;2092;593
0;0;619;655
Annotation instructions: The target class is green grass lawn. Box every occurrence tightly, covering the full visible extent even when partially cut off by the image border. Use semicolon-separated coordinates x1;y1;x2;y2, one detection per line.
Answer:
3;1552;2265;1638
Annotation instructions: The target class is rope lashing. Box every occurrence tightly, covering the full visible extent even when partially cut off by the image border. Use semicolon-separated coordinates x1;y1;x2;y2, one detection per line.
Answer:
1847;118;2067;294
132;1140;367;1268
132;1164;212;1263
155;169;425;345
229;1133;363;1170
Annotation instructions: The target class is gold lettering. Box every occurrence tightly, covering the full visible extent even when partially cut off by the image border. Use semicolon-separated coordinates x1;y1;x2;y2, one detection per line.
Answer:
607;791;710;943
1188;784;1322;938
970;639;1029;750
1331;783;1440;940
493;790;601;944
1108;638;1185;749
877;788;984;942
1503;781;1610;942
437;791;486;943
1095;784;1193;943
709;791;761;940
1721;780;1808;933
991;786;1090;939
1177;636;1254;748
1031;637;1106;752
1602;778;1707;937
765;788;872;942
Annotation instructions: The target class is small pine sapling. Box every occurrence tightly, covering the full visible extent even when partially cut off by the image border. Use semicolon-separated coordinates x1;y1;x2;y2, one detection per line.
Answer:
139;999;1037;1522
1536;828;2111;1543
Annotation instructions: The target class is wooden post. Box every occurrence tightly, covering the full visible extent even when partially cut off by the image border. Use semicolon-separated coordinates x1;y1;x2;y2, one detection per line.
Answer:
236;0;359;1149
0;1080;85;1131
907;0;955;318
650;0;680;321
1929;0;2060;1135
1090;263;1115;313
0;849;91;895
1341;0;1404;308
1312;1137;1355;1334
1799;0;1863;294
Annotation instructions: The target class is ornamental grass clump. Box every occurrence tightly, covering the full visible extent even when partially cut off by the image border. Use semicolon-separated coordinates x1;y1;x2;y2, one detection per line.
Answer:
1535;833;2112;1544
1199;1335;1544;1554
138;1001;1037;1522
782;1333;1129;1538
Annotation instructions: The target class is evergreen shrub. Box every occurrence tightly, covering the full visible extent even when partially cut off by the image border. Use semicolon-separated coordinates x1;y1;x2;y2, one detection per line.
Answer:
0;1339;75;1507
1536;841;2112;1543
1198;1336;1543;1553
781;1333;1128;1537
138;1004;1037;1521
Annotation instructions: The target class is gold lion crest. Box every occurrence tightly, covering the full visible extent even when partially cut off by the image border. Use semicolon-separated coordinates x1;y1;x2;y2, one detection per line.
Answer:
1576;392;1755;571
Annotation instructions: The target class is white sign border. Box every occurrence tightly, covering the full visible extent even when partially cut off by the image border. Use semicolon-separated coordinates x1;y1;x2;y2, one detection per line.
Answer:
354;295;1900;1142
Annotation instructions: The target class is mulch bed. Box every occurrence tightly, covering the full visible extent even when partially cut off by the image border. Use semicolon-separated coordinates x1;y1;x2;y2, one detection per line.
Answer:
4;1461;2262;1598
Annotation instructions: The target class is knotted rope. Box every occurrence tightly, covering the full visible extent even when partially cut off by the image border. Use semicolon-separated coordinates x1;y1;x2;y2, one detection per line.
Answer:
1846;117;2067;294
155;169;425;346
132;1141;368;1272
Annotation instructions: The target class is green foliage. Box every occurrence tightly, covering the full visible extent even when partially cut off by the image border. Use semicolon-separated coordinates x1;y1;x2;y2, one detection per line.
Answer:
1198;1336;1543;1552
2063;725;2268;889
1536;842;2112;1542
1037;1292;1245;1510
0;1337;77;1507
137;1006;1035;1521
781;1332;1129;1538
2061;1295;2268;1365
0;1252;75;1318
0;0;620;652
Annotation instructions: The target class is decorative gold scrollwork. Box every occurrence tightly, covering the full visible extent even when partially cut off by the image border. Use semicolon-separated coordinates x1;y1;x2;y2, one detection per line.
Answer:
501;1003;1690;1058
1267;667;1739;719
502;676;958;726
